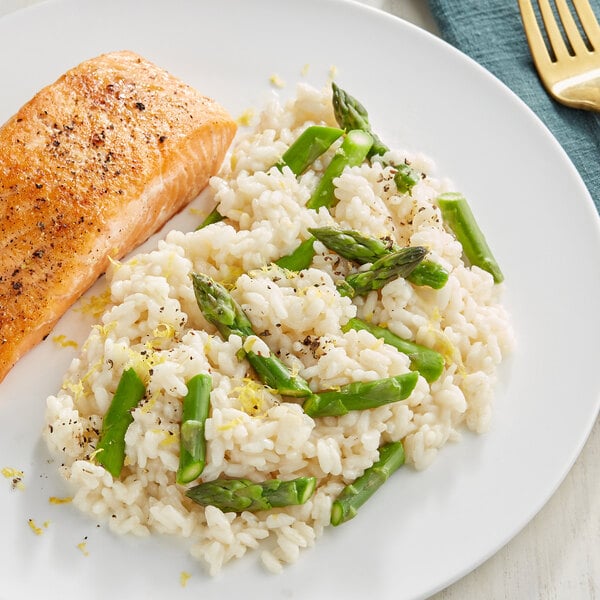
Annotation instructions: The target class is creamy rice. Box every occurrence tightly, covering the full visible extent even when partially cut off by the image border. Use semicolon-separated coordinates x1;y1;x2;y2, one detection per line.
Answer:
44;83;514;574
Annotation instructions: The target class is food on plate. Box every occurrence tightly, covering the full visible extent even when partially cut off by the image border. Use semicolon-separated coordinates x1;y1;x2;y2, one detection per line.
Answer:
437;192;504;283
306;129;373;210
94;367;146;477
0;50;236;383
192;272;314;398
308;226;450;289
330;440;405;526
176;373;212;485
44;82;514;575
186;475;318;513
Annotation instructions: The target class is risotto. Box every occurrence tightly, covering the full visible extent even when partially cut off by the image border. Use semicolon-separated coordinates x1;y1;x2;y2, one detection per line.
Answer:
44;83;514;574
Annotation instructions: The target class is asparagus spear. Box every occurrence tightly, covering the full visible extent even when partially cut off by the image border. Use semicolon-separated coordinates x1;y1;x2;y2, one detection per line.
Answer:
186;476;317;513
332;82;389;158
344;246;427;297
196;206;225;230
393;162;421;195
330;441;405;526
342;317;444;383
95;368;146;478
274;237;316;271
309;226;392;264
192;273;313;398
306;129;373;210
332;83;425;196
407;261;449;290
177;373;212;485
275;126;344;176
303;372;418;417
437;192;504;283
309;226;448;289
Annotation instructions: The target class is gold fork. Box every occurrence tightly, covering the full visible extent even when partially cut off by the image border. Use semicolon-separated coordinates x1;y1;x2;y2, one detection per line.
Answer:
518;0;600;110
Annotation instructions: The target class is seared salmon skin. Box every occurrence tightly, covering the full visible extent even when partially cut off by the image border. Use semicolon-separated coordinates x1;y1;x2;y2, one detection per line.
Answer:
0;50;237;382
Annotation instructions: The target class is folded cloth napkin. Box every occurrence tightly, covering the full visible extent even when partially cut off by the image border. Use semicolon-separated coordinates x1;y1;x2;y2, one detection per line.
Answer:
428;0;600;213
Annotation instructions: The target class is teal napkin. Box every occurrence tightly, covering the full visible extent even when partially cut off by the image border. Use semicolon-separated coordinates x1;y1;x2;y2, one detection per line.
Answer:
428;0;600;212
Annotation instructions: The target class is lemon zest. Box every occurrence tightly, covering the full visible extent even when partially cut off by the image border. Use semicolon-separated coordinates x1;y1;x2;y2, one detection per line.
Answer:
427;327;466;376
49;496;73;505
81;358;104;384
152;323;175;339
217;416;244;431
220;265;244;289
28;518;45;536
77;541;89;556
93;321;117;339
180;571;192;587
140;390;160;414
78;289;112;318
2;467;23;479
63;379;85;399
88;448;104;461
52;334;78;349
107;255;122;269
233;379;269;417
127;347;165;381
237;108;255;127
159;431;179;447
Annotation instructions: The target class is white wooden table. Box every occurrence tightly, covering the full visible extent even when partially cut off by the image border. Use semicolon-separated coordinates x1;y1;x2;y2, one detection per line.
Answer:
1;1;597;598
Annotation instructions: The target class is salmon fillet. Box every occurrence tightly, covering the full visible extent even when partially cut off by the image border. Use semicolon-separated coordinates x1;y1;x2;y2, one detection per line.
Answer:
0;50;237;383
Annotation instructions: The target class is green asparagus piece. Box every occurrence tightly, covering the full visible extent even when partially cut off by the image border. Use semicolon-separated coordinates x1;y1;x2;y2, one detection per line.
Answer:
177;374;212;485
275;126;344;176
332;82;388;158
309;226;447;290
309;226;392;264
344;246;427;297
407;261;449;290
335;279;356;298
192;272;254;338
196;206;225;230
394;162;421;195
192;273;313;398
274;237;316;271
95;368;146;478
186;476;317;513
244;352;313;398
306;129;373;210
330;441;405;526
342;318;444;383
437;192;504;283
303;372;418;417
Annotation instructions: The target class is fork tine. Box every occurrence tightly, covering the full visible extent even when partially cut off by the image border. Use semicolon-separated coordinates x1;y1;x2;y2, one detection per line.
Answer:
538;0;571;60
555;0;588;54
518;0;554;68
571;0;600;49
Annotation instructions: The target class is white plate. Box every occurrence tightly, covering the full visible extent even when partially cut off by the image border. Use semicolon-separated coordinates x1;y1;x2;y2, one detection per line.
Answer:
0;1;599;598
